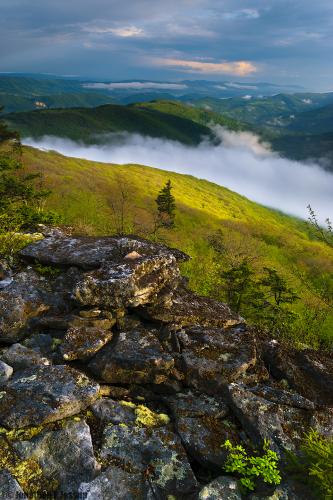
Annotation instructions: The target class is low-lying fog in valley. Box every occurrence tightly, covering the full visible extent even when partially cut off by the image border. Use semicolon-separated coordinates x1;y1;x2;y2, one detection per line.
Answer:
24;126;333;223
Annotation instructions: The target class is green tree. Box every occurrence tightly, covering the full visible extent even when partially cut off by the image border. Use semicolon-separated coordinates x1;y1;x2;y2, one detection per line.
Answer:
155;179;176;228
0;111;60;256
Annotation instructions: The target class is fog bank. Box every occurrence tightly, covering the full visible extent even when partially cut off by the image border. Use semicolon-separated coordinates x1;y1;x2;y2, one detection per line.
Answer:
24;127;333;222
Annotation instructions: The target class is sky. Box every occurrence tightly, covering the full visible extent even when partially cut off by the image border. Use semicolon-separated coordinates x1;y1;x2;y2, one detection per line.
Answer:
1;0;333;90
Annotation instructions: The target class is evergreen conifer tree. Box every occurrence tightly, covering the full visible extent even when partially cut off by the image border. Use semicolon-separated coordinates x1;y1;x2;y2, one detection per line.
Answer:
155;179;176;228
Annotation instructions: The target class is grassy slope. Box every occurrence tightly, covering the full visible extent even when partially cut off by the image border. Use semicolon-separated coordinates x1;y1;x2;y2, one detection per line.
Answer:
133;100;245;131
23;145;333;346
5;104;214;145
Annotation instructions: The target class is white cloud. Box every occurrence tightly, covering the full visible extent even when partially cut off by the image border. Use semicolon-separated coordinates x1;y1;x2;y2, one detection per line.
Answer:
226;82;258;89
242;94;252;99
82;24;144;37
24;128;333;223
152;58;257;76
82;82;188;90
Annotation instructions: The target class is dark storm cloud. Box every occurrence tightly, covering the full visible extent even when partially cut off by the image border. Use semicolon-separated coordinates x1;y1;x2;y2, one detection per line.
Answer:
1;0;333;88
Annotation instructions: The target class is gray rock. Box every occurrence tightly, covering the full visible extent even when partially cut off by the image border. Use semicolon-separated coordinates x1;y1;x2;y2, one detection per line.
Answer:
178;326;257;393
1;343;51;370
89;326;175;385
199;476;242;499
73;253;181;309
0;270;52;342
0;470;27;500
0;267;81;343
100;424;198;497
249;384;316;410
0;359;13;384
79;466;149;499
60;324;114;361
164;391;234;468
91;398;137;425
0;365;100;428
140;285;242;328
227;383;333;454
263;340;333;406
20;234;189;269
13;419;100;494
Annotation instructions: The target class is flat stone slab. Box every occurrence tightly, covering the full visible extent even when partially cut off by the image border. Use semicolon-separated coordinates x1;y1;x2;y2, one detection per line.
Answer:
139;286;243;328
0;365;100;428
20;235;189;269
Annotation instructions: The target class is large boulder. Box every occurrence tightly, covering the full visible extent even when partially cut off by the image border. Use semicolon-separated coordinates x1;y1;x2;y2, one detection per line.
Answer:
263;341;333;406
100;423;198;497
0;267;81;343
0;270;52;343
13;419;100;494
0;365;100;428
227;383;333;454
20;234;189;269
177;326;257;393
164;391;238;468
89;326;175;385
20;234;188;310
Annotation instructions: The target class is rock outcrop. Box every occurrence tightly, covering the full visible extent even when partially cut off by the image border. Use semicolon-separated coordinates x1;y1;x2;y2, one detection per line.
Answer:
0;231;331;498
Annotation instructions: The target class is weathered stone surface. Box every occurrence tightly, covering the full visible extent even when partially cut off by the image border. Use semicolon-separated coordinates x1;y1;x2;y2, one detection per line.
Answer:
79;466;149;500
91;398;137;425
73;253;181;309
1;343;51;370
164;391;237;468
249;384;316;410
178;326;257;392
0;470;27;500
101;424;198;497
0;267;81;343
0;365;100;428
0;360;13;384
140;286;243;328
89;326;175;385
13;420;100;494
0;270;52;343
263;341;333;406
227;383;333;454
60;324;114;361
198;476;242;500
20;234;189;269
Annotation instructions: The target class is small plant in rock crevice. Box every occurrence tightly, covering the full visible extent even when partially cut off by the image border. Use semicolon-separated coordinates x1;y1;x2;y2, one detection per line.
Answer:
222;438;281;493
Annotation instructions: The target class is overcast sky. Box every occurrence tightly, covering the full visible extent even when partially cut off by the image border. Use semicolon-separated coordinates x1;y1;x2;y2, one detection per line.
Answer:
1;0;333;90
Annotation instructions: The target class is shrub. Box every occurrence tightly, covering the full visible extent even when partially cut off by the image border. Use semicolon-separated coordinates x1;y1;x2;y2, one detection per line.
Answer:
222;439;281;492
288;429;333;499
